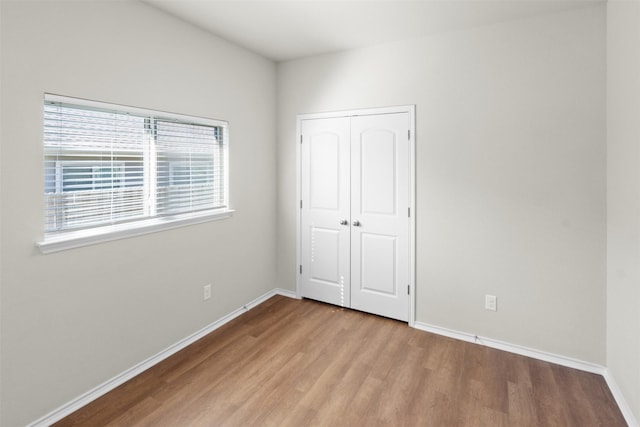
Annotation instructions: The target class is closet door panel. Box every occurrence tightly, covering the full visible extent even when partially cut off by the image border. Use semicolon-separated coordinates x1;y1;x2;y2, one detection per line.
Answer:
350;113;410;321
300;117;351;307
360;129;397;215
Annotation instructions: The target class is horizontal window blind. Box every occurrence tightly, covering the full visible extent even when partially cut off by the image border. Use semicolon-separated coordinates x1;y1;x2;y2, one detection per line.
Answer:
43;96;228;236
156;120;225;216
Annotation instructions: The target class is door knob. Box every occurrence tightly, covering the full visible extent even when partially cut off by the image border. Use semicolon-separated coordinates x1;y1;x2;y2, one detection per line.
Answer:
352;220;361;227
339;219;348;225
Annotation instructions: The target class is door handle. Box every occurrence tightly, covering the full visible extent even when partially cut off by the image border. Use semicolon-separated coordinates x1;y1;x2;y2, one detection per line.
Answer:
352;220;361;227
339;219;348;225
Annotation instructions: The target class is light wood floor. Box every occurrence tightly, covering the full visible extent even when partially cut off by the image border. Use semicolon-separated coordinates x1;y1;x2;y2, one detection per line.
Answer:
55;295;626;426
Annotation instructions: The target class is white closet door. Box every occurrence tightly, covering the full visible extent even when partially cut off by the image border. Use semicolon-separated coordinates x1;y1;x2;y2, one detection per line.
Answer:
300;117;351;307
299;111;411;322
350;113;410;321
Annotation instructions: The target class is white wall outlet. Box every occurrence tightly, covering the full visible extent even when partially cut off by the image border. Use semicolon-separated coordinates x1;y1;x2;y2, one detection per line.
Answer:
485;294;497;311
203;284;212;301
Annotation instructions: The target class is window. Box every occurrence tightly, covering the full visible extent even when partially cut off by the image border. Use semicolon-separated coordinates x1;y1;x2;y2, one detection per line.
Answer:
39;94;230;253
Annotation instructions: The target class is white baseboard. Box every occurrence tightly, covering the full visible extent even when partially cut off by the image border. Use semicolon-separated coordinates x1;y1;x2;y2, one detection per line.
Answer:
602;369;640;427
413;321;604;374
28;288;297;427
413;321;639;427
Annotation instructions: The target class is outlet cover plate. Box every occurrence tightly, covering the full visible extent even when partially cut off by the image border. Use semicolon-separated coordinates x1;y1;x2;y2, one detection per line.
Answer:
485;294;497;311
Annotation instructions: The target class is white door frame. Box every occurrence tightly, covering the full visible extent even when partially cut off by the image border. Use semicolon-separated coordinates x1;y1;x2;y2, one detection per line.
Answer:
296;105;416;326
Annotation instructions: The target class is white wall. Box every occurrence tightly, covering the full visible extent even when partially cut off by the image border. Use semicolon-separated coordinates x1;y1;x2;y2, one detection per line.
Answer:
277;6;606;364
0;1;276;425
607;0;640;422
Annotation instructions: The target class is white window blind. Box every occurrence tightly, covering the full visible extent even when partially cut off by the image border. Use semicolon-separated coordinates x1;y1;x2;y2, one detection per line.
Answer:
155;120;226;216
43;95;229;243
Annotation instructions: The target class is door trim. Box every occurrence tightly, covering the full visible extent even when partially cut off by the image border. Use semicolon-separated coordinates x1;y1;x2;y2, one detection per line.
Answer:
296;105;416;326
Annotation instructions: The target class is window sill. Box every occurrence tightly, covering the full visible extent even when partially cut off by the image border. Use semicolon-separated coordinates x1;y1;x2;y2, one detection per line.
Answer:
37;209;234;254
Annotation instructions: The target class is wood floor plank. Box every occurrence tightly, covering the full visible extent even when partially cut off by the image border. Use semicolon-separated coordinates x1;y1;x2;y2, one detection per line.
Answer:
507;380;539;427
528;358;573;426
104;397;162;427
340;374;385;426
480;347;510;414
54;296;628;427
376;344;429;424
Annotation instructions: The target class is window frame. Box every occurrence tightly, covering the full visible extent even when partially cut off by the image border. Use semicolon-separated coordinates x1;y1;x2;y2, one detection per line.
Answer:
37;94;233;254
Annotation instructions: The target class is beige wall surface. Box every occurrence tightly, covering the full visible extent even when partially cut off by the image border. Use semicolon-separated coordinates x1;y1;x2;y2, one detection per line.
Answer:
607;0;640;422
277;6;606;364
0;1;276;425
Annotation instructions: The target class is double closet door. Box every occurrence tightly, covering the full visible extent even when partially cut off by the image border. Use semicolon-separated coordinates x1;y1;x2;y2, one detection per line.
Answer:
299;109;413;322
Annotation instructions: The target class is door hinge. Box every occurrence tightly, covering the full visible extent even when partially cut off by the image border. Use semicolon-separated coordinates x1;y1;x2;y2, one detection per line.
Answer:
408;207;411;217
300;135;303;143
300;200;303;209
408;129;411;140
407;285;410;295
300;265;303;274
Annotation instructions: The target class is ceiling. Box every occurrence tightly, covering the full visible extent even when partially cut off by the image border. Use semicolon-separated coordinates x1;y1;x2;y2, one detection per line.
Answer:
143;0;603;62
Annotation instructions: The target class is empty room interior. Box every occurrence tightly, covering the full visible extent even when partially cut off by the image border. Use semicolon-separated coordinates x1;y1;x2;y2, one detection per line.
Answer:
1;0;639;425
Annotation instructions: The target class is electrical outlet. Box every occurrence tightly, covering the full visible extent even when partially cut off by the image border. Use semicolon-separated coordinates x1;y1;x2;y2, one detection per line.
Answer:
485;294;497;311
203;284;212;301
